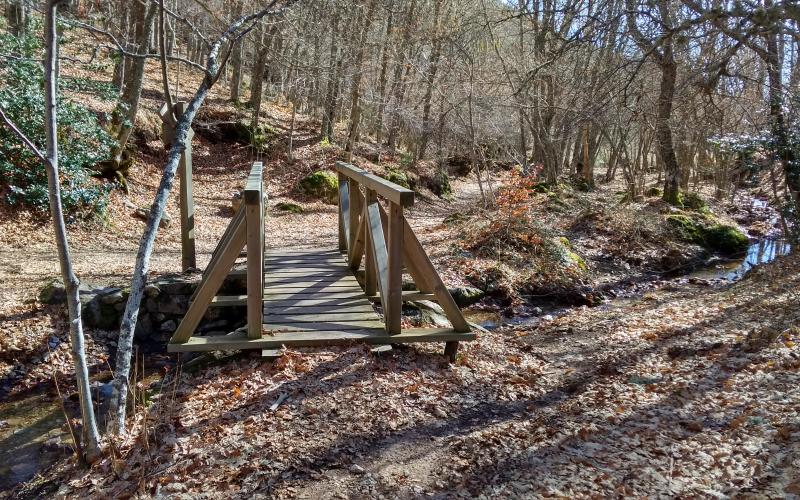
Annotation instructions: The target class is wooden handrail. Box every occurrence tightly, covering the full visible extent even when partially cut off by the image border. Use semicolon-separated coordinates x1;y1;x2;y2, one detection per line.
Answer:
170;161;265;345
336;161;468;342
244;161;265;339
335;161;415;207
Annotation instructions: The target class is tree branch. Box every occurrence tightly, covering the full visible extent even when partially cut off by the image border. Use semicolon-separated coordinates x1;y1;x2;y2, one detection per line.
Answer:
0;105;48;164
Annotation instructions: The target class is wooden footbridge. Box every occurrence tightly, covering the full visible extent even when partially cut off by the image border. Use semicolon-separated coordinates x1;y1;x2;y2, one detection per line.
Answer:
167;161;475;359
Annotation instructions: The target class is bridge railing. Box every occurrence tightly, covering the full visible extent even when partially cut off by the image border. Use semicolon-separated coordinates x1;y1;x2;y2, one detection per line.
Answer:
334;161;469;343
169;161;265;347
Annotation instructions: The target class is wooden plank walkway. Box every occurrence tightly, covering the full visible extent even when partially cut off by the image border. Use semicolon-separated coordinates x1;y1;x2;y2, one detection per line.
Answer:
263;248;385;333
170;247;476;352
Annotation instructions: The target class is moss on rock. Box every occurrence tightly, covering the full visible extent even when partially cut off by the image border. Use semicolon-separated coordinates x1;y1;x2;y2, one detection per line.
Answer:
383;168;410;189
275;202;304;214
666;214;748;255
703;224;749;255
666;214;704;244
682;191;708;211
299;170;339;204
645;186;662;197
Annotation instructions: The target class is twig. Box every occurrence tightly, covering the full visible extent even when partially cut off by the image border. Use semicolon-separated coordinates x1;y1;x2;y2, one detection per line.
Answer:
270;393;289;411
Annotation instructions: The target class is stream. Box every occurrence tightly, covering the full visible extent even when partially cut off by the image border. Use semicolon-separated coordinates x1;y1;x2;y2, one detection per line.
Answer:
0;208;793;493
464;237;792;331
0;393;72;491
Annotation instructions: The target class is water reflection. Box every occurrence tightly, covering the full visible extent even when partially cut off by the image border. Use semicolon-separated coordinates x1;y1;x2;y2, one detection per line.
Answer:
718;239;791;280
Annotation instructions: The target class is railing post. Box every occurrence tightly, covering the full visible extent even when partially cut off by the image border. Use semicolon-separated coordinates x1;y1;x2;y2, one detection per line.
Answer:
386;203;403;334
245;162;264;340
364;189;377;297
160;101;196;271
348;179;362;263
338;172;347;252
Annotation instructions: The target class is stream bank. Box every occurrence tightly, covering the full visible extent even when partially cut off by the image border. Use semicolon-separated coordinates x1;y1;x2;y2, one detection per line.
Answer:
464;235;792;331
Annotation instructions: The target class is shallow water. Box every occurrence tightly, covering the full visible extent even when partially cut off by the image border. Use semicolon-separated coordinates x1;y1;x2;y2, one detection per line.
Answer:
695;239;791;281
0;393;71;491
464;237;792;331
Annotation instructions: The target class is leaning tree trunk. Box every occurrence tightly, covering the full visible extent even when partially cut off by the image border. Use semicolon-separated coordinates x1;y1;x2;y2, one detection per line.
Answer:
108;3;297;435
44;0;103;463
107;2;158;176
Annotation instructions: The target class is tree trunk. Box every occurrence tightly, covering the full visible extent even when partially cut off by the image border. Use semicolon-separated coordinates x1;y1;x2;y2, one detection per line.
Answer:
657;50;681;205
229;1;245;102
108;2;158;170
415;0;444;163
345;0;377;157
5;0;29;37
44;0;103;463
108;4;293;435
765;16;800;212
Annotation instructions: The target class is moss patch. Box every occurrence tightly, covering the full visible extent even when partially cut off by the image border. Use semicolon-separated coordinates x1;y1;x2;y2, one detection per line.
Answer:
645;186;662;197
383;168;410;189
666;214;748;255
682;192;708;211
275;202;304;214
666;214;704;244
299;170;339;204
704;224;749;255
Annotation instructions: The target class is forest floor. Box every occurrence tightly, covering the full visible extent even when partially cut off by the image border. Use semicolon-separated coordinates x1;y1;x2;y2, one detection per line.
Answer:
12;248;800;498
1;61;798;496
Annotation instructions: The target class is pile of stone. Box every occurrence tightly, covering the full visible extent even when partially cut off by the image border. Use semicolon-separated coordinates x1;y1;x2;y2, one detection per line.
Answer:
39;266;249;345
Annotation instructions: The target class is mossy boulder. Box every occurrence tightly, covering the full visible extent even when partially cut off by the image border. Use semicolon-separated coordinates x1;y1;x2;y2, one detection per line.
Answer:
430;168;452;198
449;286;485;307
299;170;339;204
443;213;467;226
275;201;304;214
666;214;704;244
703;224;749;255
556;237;587;271
645;186;662;197
682;192;708;211
666;214;748;255
383;168;410;189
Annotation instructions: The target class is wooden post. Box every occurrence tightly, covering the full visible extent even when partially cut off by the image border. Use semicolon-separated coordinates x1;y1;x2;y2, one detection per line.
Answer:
338;172;347;252
386;203;403;334
364;189;377;297
245;162;264;340
160;101;196;271
348;179;362;262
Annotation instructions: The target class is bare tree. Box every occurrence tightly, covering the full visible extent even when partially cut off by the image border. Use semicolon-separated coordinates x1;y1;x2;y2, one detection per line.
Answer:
108;0;300;436
0;0;102;463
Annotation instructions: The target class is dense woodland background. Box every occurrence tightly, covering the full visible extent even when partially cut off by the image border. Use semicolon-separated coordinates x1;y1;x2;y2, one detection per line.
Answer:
3;0;800;215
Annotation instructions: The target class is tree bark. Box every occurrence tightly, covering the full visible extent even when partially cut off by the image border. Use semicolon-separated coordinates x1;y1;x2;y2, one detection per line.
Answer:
44;0;102;462
657;50;681;205
345;0;378;157
108;2;158;170
108;2;298;435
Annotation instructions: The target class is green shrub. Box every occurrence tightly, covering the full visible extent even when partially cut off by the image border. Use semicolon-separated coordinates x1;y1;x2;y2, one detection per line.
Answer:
0;30;115;218
299;170;338;204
